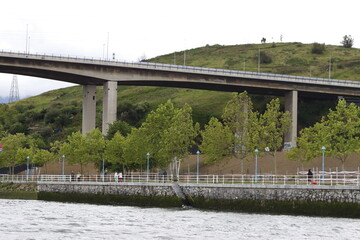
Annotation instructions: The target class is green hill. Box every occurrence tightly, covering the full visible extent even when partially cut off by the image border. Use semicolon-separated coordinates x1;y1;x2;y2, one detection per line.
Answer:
151;42;360;80
1;42;359;145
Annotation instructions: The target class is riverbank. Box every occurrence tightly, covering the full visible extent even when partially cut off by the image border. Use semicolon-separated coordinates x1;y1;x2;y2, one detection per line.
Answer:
0;182;37;200
1;181;360;218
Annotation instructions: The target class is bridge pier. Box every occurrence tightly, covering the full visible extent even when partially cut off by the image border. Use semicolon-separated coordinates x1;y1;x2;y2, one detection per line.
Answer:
102;81;118;135
284;90;298;149
82;85;97;135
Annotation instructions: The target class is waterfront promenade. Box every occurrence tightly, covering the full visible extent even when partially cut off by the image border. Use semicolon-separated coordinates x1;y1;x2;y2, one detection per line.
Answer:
1;171;360;186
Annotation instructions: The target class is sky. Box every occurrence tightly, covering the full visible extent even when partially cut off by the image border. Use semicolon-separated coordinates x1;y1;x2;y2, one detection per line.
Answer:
0;0;359;98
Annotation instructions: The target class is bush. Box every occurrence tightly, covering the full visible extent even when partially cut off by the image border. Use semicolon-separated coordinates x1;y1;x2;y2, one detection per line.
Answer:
341;35;354;48
260;51;272;64
311;43;325;54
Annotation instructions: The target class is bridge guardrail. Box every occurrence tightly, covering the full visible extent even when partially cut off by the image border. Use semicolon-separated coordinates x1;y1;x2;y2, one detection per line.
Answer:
1;50;360;89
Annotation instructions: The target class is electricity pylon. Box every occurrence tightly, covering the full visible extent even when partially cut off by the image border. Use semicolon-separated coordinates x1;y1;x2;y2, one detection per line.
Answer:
8;75;20;103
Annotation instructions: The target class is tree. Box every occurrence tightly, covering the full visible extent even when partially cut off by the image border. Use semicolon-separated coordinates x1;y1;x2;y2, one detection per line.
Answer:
0;133;29;174
105;132;126;171
320;100;360;169
0;133;35;174
200;117;234;164
259;98;291;174
55;129;105;173
222;92;257;172
106;120;132;140
123;100;196;170
311;42;325;54
122;127;150;170
288;99;360;170
159;104;196;168
341;35;354;48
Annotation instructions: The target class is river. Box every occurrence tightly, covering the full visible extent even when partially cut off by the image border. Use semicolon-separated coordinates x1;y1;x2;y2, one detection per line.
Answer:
0;199;359;239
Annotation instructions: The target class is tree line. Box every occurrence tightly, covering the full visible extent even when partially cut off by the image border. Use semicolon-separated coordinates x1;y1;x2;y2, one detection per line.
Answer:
1;93;358;174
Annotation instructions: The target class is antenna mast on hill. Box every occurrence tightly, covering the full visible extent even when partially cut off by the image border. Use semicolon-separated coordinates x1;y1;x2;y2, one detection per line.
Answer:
9;75;20;103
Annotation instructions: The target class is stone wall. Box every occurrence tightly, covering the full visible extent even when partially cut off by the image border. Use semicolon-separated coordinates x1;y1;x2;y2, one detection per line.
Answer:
182;184;360;204
36;182;360;218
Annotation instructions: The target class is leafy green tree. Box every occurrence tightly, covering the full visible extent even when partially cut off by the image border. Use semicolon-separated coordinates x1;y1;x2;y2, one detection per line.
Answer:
159;104;196;168
287;122;326;162
320;100;360;169
200;117;234;164
56;129;105;173
122;127;150;170
222;92;257;172
105;132;126;171
0;133;31;174
106;120;132;140
259;98;291;174
123;100;196;170
341;35;354;48
288;99;360;169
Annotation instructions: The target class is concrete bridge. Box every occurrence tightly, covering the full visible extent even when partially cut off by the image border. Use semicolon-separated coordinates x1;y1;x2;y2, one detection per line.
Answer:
1;51;360;147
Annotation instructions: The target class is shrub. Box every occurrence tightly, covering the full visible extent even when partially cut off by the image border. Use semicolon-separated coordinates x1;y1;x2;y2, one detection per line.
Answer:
311;43;325;54
260;51;272;64
341;35;354;48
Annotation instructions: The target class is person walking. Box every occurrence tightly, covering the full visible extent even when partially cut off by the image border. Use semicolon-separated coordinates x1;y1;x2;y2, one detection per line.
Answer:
307;169;313;183
114;172;118;182
118;172;123;182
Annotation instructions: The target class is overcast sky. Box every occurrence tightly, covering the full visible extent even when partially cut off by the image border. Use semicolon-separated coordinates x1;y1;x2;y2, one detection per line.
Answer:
0;0;359;98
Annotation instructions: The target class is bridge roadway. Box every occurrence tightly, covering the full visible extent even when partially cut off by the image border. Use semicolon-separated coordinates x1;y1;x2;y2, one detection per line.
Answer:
1;51;360;147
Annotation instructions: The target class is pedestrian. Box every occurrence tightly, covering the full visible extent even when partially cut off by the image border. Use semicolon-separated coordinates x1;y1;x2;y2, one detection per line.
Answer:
118;172;123;182
71;171;75;182
114;172;118;182
307;169;313;183
76;172;81;182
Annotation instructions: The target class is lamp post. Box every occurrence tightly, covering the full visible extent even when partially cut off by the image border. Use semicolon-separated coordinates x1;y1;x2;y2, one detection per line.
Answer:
196;150;200;183
61;155;65;177
26;156;30;181
321;146;326;184
254;149;259;183
102;159;105;182
146;152;150;182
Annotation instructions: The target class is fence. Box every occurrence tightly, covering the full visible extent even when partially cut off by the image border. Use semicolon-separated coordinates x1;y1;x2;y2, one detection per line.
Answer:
1;171;359;186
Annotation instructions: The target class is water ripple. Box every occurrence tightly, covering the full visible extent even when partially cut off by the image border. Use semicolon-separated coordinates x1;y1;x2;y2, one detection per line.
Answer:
0;199;359;239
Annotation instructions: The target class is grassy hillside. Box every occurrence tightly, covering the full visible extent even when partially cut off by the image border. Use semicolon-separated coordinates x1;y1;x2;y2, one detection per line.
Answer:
2;42;359;144
150;42;360;80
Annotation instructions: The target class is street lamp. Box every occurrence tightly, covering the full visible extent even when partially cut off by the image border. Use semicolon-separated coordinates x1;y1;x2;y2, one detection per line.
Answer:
196;150;200;183
26;156;30;181
254;149;259;182
61;155;65;177
321;146;326;184
102;159;105;182
146;152;150;182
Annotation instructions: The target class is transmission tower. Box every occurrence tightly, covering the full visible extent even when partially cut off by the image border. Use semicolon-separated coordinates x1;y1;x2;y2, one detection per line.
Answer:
9;75;20;103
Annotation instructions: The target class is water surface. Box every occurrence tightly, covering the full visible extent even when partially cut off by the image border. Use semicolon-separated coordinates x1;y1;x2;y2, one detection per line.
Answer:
0;199;359;239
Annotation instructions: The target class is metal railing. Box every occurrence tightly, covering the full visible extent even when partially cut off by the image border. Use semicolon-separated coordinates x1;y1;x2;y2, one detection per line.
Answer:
1;50;360;89
1;172;359;186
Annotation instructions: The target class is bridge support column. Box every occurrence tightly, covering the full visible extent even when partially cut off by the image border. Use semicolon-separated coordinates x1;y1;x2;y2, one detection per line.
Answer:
82;85;97;135
102;81;118;135
284;90;298;149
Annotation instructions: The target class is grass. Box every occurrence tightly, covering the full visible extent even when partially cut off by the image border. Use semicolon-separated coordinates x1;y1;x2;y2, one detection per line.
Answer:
151;42;360;80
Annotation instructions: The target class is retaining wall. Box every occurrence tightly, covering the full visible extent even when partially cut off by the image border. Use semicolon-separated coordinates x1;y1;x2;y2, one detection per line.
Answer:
36;182;360;218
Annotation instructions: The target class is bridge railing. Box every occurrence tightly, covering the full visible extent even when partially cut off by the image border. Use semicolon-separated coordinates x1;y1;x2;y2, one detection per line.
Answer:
1;173;359;186
1;50;360;89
